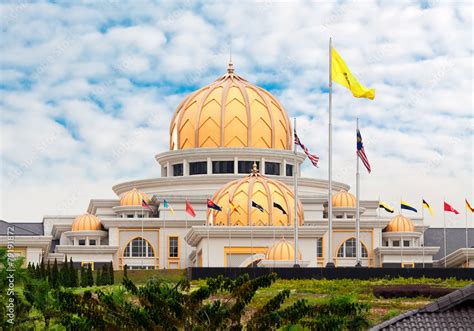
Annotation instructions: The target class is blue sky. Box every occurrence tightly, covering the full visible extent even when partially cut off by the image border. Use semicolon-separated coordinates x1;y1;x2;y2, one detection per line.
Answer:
0;0;472;227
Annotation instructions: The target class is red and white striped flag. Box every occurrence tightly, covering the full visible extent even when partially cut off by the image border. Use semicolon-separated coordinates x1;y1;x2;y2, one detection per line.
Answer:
357;129;371;173
294;131;319;167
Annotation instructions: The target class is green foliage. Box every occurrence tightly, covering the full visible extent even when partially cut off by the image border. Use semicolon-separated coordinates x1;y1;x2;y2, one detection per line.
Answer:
108;261;114;285
69;258;78;287
51;258;59;288
383;309;401;321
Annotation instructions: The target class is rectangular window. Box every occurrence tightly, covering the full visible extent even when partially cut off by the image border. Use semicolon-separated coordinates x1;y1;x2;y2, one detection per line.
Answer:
238;161;259;174
403;240;410;247
336;215;343;219
189;161;207;175
89;240;96;246
385;241;389;247
392;240;400;247
265;162;280;175
127;214;134;218
286;164;293;176
169;236;179;258
173;163;183;176
212;161;234;174
316;238;323;258
346;240;356;258
79;239;86;246
163;166;167;177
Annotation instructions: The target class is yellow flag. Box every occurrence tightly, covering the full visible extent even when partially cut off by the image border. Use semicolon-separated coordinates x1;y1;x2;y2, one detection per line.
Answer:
331;47;375;100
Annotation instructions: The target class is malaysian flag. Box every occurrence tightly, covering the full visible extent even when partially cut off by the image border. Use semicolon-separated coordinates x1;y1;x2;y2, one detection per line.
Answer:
294;131;319;167
357;129;371;173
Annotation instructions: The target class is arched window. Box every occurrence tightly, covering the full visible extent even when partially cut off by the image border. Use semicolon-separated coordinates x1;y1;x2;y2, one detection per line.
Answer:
337;238;368;258
123;237;154;257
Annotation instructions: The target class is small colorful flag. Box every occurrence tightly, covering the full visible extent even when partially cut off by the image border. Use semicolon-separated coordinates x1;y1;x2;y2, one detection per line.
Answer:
229;201;240;214
444;201;459;215
466;199;474;213
331;47;375;100
141;199;153;212
422;199;434;216
185;200;196;217
401;200;417;213
357;129;371;173
294;131;319;167
163;199;175;215
273;202;287;215
379;201;394;213
251;201;264;212
207;199;222;212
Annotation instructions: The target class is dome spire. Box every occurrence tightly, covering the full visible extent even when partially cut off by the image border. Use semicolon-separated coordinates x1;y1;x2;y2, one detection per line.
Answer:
227;41;234;74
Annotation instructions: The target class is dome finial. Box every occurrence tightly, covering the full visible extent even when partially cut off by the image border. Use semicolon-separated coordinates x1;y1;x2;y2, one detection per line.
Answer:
251;162;259;174
227;61;234;74
227;39;234;74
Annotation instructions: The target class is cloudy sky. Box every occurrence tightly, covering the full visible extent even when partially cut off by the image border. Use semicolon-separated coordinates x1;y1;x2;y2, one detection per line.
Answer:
0;0;472;227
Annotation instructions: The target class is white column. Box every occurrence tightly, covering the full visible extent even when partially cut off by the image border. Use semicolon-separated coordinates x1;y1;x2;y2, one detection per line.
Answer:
234;157;238;174
183;159;188;176
207;157;212;174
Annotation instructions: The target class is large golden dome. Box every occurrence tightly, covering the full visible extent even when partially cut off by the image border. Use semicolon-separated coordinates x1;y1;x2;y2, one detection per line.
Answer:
266;238;302;261
72;213;102;231
386;214;415;232
170;63;292;150
209;164;303;226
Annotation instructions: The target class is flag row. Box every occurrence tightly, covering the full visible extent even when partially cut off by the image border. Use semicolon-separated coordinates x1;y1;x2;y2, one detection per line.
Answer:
378;199;474;216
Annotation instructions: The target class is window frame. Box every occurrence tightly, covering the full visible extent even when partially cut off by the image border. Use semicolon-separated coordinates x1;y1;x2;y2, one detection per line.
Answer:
264;161;281;175
123;237;155;258
212;160;234;174
189;161;207;175
337;238;368;258
168;236;179;259
173;163;183;176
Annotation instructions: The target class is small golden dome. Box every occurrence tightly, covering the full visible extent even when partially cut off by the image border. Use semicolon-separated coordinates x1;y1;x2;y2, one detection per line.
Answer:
120;188;150;207
72;214;102;231
266;238;302;261
170;63;292;151
386;214;415;232
209;164;304;226
332;190;356;207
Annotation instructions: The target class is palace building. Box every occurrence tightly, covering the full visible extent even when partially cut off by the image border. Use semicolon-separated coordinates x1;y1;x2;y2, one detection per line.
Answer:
1;63;473;270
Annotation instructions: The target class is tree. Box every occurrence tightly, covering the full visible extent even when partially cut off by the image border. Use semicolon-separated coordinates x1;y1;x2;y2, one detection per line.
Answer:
39;259;46;279
51;259;59;289
80;266;86;287
46;261;51;283
60;255;69;287
85;265;94;287
123;264;128;280
69;258;78;287
108;262;114;285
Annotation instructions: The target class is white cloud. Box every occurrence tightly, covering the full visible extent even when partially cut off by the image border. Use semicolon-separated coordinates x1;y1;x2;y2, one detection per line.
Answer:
0;1;472;228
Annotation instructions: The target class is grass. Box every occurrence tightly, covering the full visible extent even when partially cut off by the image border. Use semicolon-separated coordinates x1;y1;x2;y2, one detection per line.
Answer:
47;270;472;327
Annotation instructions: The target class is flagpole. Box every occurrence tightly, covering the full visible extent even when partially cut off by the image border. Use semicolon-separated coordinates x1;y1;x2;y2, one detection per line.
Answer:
355;118;361;267
293;117;300;267
421;199;425;268
443;198;447;268
378;195;382;267
185;199;190;268
466;200;469;267
327;36;335;267
400;197;403;267
141;206;144;269
163;207;166;269
227;207;231;268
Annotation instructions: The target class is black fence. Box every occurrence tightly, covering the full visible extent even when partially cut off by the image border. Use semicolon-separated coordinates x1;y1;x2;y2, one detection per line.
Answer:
187;267;474;280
